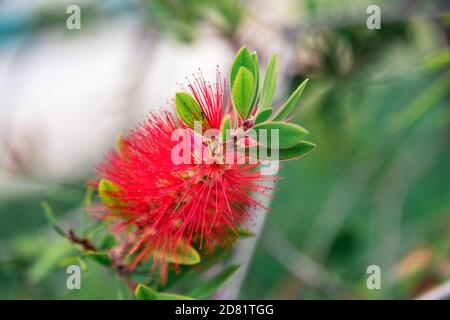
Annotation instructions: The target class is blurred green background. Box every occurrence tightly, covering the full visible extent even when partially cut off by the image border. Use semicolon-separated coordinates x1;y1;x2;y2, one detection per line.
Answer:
0;0;449;299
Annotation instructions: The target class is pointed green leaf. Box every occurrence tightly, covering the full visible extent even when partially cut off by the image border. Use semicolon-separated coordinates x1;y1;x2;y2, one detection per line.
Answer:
175;92;208;130
247;141;315;160
273;78;309;121
232;67;255;119
98;234;117;250
250;51;260;107
230;47;255;88
135;284;157;300
190;264;240;299
58;255;88;272
76;256;89;272
135;284;194;300
81;187;95;235
58;255;79;267
254;108;272;125
230;47;260;117
155;292;194;300
260;54;278;109
84;251;111;267
219;114;231;141
83;187;95;209
277;141;315;160
41;202;66;237
154;242;201;266
253;122;309;148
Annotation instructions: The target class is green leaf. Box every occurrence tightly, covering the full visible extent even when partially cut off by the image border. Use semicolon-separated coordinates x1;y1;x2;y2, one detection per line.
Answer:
11;234;48;260
260;54;278;109
230;47;260;117
82;187;95;236
253;122;309;148
250;51;260;107
154;242;201;266
58;255;79;267
135;284;194;300
76;256;89;272
175;92;208;130
272;78;309;121
254;108;272;125
83;187;95;209
98;234;117;250
277;141;315;160
58;255;88;272
236;227;255;238
247;141;315;160
41;202;66;237
219;114;231;141
135;284;157;300
98;179;122;213
155;292;194;300
28;240;76;284
232;67;255;119
230;47;255;88
190;264;240;299
84;251;111;267
387;72;450;132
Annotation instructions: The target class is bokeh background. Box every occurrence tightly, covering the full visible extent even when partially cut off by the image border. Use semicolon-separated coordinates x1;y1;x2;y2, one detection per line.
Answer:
0;0;449;299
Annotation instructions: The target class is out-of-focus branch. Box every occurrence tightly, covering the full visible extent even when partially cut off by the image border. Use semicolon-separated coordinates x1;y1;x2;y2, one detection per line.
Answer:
262;223;343;295
67;229;96;251
65;227;136;292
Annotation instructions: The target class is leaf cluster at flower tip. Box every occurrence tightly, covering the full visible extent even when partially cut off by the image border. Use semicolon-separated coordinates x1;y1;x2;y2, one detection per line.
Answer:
175;46;315;160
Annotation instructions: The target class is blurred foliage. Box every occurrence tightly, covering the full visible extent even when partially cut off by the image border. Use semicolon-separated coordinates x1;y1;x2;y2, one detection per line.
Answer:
0;0;449;299
143;0;243;41
0;0;243;43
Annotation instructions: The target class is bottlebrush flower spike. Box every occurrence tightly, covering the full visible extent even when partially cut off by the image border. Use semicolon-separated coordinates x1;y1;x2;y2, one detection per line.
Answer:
97;70;267;280
95;47;315;282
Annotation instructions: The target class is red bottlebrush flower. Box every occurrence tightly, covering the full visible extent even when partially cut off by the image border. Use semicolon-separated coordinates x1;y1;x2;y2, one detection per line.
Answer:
96;69;271;280
182;68;231;130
